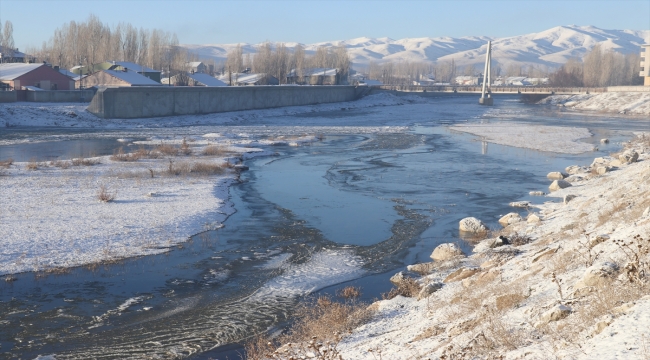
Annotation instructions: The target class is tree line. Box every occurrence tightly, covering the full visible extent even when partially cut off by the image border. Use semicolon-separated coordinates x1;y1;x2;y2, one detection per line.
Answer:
223;43;351;85
549;44;642;87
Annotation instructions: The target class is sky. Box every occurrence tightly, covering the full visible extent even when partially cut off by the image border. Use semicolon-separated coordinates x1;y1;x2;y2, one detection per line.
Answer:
0;0;649;50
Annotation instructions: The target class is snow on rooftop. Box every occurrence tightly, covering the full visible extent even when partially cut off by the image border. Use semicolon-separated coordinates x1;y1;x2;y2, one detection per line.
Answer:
288;68;338;77
0;63;43;80
105;69;161;86
188;73;227;86
109;61;159;73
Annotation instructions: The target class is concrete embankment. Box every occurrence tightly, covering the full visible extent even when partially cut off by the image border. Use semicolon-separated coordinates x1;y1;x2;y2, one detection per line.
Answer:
88;85;369;119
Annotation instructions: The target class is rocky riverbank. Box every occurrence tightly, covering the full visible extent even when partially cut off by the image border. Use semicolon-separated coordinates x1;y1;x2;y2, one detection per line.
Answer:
337;133;650;359
539;91;650;116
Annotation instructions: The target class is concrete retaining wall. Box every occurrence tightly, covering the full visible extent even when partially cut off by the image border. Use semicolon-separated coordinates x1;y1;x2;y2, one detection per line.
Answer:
0;91;17;103
88;86;366;119
26;90;95;102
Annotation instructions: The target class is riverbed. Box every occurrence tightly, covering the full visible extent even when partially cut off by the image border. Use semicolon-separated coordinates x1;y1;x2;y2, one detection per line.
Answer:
1;94;648;359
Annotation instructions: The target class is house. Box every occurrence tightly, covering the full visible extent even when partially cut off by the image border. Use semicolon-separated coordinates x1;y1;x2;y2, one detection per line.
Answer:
454;76;481;86
79;68;162;88
641;44;650;86
0;46;26;63
165;72;227;87
217;73;279;86
287;68;340;85
70;61;162;83
0;63;75;90
187;61;207;74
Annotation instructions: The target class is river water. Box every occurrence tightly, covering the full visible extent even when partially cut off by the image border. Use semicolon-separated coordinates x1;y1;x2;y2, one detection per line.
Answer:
1;95;647;359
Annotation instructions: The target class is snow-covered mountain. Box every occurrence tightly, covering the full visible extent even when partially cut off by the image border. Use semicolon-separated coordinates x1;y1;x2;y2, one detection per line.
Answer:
181;25;650;69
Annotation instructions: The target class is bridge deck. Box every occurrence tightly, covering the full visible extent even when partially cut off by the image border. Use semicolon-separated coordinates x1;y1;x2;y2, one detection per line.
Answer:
374;85;607;95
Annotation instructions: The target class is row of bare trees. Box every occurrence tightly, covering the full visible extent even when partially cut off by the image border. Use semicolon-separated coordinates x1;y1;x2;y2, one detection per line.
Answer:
0;20;16;59
23;14;200;75
224;43;351;84
550;44;642;87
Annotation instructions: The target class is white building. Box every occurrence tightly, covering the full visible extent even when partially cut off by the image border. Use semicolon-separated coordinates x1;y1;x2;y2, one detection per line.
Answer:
641;44;650;86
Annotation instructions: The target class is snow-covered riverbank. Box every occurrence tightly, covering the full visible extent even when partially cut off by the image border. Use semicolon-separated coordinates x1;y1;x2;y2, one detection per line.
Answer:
337;133;650;359
539;91;650;116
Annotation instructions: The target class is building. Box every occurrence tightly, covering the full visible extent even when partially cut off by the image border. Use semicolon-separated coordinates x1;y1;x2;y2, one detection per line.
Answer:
187;61;208;74
217;73;279;86
71;61;162;83
0;63;75;90
454;76;481;86
287;68;340;85
641;44;650;86
0;46;26;63
164;72;227;87
79;69;162;88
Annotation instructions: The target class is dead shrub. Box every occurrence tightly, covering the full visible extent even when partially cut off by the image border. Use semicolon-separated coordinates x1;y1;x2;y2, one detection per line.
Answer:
156;143;179;156
0;158;13;168
495;293;527;311
382;277;422;300
26;159;39;170
110;147;142;162
166;160;227;176
509;232;532;246
413;325;445;342
180;138;192;155
337;286;361;300
202;145;229;156
97;184;116;202
50;160;71;169
72;156;100;166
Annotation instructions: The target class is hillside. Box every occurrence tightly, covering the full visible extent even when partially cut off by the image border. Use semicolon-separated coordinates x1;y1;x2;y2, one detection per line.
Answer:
181;25;649;69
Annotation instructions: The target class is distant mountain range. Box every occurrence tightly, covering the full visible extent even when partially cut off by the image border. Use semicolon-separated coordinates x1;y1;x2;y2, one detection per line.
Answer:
181;25;650;70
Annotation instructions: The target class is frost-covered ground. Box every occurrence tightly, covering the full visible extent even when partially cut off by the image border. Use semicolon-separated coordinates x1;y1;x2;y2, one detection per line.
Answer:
450;123;594;154
338;134;650;359
539;91;650;116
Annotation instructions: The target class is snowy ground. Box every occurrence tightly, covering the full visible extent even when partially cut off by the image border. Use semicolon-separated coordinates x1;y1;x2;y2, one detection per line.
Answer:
539;91;650;116
337;133;650;359
450;122;594;154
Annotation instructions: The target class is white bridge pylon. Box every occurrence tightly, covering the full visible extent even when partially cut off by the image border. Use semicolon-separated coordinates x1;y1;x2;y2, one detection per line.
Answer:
479;41;493;106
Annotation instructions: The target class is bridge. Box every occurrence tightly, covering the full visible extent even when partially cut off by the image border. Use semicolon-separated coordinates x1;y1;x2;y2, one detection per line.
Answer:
372;85;607;95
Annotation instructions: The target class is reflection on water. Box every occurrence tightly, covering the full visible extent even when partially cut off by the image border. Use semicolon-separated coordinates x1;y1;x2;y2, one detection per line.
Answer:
0;97;644;358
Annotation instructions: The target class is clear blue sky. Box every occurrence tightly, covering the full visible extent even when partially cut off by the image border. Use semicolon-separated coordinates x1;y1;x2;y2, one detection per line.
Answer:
1;0;649;50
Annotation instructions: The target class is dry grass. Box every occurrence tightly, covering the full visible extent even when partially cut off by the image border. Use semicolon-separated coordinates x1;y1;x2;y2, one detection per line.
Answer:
337;286;362;301
50;160;71;169
166;160;228;176
202;145;230;156
246;295;373;359
156;143;180;156
509;232;533;246
0;158;13;168
382;277;422;300
110;147;145;162
72;156;100;166
97;184;116;202
26;159;39;170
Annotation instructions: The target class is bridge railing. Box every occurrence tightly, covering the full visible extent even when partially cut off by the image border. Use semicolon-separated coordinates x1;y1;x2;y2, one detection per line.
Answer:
373;85;607;94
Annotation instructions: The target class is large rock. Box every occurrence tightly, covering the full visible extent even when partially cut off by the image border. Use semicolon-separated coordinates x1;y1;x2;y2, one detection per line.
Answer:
407;262;436;275
499;213;523;227
537;304;572;326
576;262;618;288
563;194;577;204
430;243;465;261
529;191;545;196
547;172;566;180
549;180;572;192
527;213;541;223
417;282;443;300
565;165;589;175
619;150;639;164
595;166;610;175
459;217;488;234
600;138;609;144
389;271;407;286
509;201;530;208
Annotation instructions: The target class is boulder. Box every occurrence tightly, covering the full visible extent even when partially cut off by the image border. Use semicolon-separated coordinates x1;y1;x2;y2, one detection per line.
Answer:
564;175;584;183
509;201;531;208
609;159;622;167
407;262;436;275
537;304;572;326
576;262;618;288
619;150;639;164
490;235;510;248
459;217;488;234
593;315;614;335
565;165;589;175
591;157;612;168
499;213;523;227
431;243;465;261
549;180;572;192
527;213;541;223
417;283;443;300
547;172;566;180
596;166;609;175
529;191;545;196
389;271;407;286
443;267;480;283
563;194;577;204
600;138;609;144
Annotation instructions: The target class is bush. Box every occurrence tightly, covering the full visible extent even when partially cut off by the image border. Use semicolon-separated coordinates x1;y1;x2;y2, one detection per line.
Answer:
97;185;116;202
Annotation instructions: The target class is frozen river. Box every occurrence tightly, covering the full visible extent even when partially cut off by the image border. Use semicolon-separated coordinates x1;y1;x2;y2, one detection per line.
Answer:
0;95;647;358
